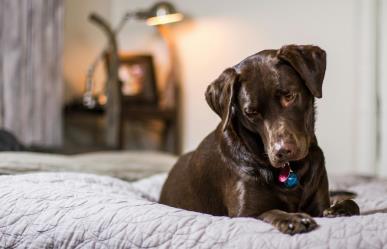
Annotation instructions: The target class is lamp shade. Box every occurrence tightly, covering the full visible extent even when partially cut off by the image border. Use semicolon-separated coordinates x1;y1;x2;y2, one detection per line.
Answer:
145;2;183;26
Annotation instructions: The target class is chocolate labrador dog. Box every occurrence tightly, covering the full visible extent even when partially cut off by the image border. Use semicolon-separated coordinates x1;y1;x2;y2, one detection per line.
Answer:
160;45;359;235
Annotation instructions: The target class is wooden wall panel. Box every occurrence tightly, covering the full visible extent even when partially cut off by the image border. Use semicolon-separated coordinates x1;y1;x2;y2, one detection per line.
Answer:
0;0;63;146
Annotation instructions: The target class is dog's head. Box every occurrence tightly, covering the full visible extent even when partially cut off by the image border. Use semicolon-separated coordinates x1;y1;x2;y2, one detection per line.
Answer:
205;45;326;168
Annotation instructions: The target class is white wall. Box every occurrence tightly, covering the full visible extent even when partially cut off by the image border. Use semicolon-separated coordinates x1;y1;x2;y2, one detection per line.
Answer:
353;0;378;175
379;0;387;176
63;0;111;102
64;0;378;175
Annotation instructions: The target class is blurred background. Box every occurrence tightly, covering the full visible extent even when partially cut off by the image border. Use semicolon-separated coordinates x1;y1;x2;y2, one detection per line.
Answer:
1;0;387;176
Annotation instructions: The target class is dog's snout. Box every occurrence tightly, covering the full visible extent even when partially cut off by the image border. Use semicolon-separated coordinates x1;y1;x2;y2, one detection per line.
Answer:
274;142;295;161
276;148;292;159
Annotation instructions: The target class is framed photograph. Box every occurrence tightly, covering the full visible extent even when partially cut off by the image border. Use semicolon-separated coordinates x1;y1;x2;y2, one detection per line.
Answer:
119;54;158;106
105;53;159;106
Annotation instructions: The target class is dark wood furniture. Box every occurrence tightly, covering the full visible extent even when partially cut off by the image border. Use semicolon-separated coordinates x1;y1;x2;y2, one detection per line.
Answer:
118;98;180;154
106;52;181;154
63;97;181;155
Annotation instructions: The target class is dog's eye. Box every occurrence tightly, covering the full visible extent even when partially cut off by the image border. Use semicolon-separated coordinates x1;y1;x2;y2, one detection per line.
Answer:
244;108;260;118
281;92;297;107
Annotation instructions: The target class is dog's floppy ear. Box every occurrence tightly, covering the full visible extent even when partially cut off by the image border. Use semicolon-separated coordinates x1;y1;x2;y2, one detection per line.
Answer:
277;45;326;98
205;68;239;131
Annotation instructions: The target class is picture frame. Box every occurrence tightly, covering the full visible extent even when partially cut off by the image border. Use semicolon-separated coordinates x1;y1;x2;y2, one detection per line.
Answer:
105;53;159;106
119;53;159;106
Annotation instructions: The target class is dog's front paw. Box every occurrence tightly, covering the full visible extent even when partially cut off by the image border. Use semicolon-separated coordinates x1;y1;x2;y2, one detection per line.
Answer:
273;213;318;235
323;199;360;217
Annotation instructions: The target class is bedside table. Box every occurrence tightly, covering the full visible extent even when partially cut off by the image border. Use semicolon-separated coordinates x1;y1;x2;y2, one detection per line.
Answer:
63;99;181;154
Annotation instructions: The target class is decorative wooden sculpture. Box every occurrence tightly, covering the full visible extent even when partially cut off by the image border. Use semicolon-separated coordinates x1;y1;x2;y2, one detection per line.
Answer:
89;14;121;148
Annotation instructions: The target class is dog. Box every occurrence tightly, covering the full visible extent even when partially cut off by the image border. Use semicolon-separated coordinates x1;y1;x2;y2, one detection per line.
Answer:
159;45;359;235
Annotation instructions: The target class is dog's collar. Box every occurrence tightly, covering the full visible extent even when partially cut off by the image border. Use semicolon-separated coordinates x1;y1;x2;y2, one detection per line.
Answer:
278;162;299;188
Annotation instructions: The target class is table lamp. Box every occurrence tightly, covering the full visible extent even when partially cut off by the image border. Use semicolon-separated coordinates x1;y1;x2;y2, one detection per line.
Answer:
84;1;184;108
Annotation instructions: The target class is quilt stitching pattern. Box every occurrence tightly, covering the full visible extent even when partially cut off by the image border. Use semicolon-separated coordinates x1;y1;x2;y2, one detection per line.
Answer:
0;173;386;249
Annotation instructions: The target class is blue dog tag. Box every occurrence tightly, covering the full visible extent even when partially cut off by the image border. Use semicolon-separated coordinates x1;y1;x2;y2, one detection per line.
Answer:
284;171;298;188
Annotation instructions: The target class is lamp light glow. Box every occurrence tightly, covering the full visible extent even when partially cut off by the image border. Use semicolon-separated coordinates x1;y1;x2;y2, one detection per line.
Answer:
146;13;183;26
142;2;183;26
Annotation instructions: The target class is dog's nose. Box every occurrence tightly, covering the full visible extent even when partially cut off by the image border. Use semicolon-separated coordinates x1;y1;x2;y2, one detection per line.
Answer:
274;143;295;160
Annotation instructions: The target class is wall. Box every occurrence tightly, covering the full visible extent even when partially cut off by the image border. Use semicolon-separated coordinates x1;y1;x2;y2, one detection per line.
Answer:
379;0;387;176
64;0;378;175
1;0;64;146
63;0;111;102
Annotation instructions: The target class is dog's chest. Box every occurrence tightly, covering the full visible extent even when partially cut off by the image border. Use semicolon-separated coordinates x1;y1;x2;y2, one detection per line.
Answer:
236;180;305;213
276;186;304;212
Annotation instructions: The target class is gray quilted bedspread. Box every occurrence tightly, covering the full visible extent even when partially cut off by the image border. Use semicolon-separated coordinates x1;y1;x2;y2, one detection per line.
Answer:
0;172;387;249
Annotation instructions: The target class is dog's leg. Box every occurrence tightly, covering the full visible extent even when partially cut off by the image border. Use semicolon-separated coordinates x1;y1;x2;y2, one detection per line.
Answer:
329;190;357;205
304;176;360;218
258;209;318;235
323;199;360;217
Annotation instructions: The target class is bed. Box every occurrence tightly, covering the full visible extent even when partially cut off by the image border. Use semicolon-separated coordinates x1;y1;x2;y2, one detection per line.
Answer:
0;151;176;181
0;151;387;248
